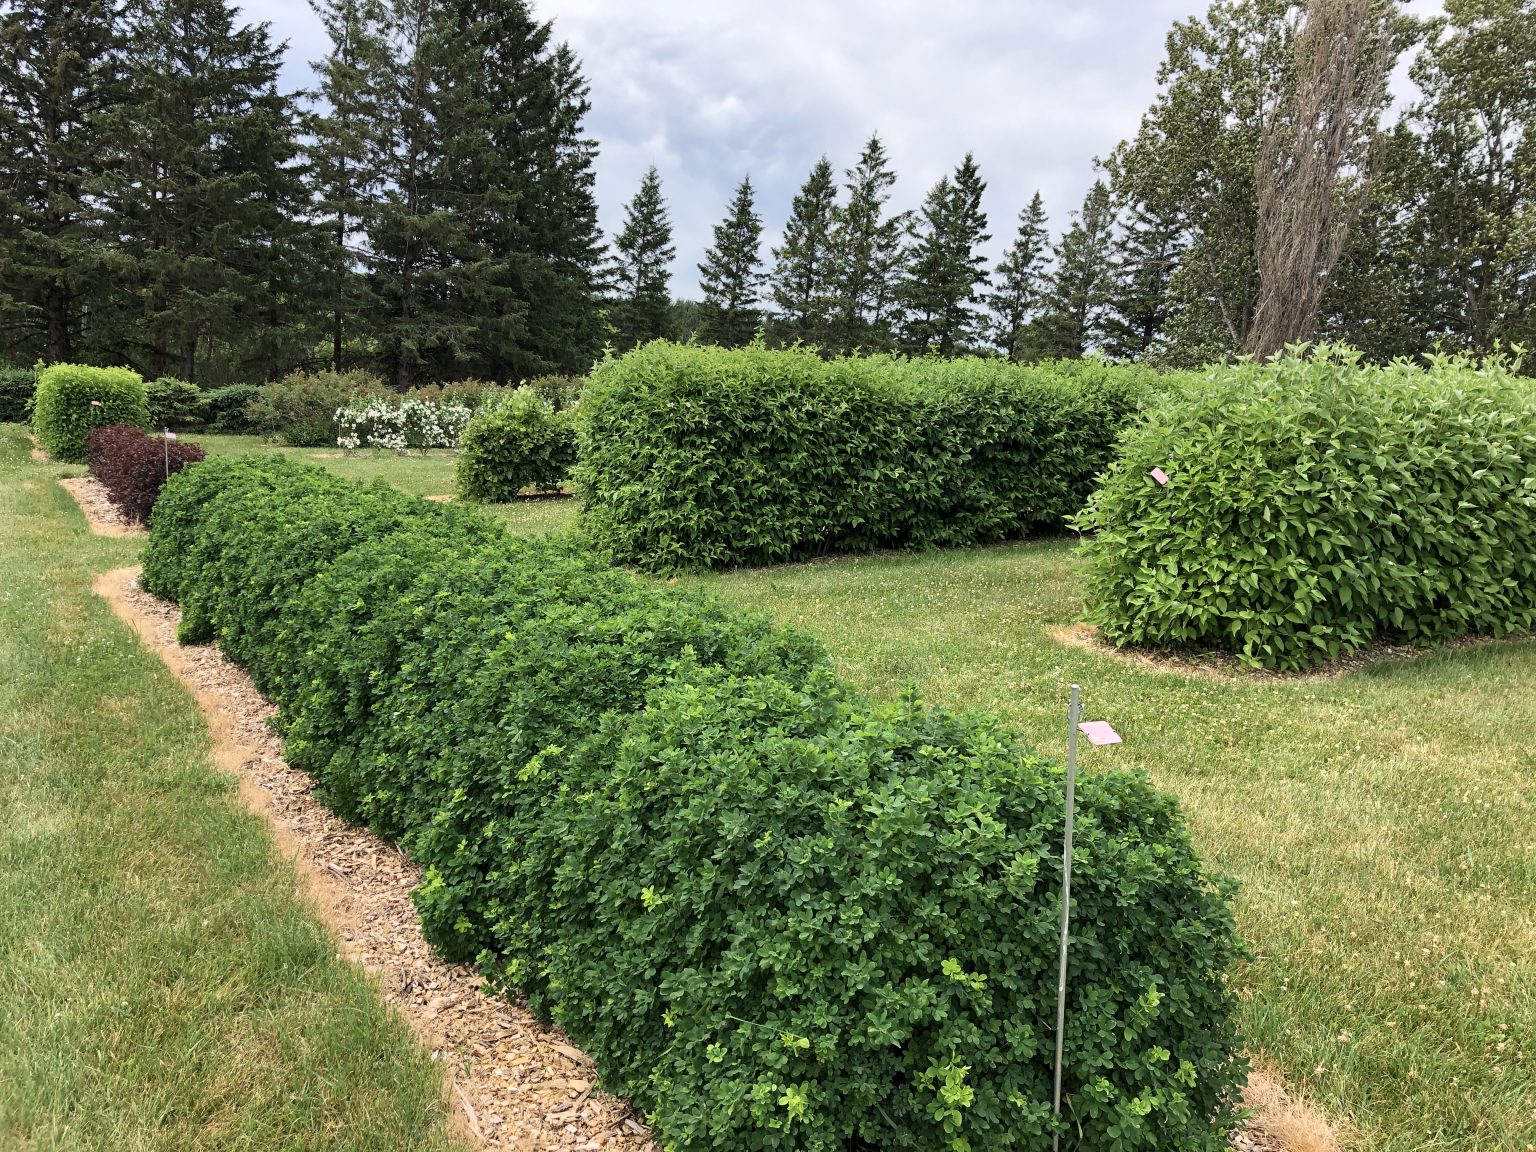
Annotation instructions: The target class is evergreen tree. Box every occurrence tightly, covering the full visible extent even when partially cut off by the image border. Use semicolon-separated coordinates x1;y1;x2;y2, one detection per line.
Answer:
107;0;319;383
307;0;391;372
900;152;991;355
697;175;766;347
986;192;1051;360
768;156;838;348
1034;180;1117;359
1100;194;1184;360
828;134;909;353
0;0;122;364
608;166;675;350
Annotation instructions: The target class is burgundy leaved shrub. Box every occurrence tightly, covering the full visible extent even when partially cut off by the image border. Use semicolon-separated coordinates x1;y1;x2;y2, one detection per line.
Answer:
86;425;205;523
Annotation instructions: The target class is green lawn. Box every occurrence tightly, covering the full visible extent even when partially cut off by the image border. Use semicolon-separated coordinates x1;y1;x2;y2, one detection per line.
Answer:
17;429;1535;1149
0;425;466;1152
194;433;460;497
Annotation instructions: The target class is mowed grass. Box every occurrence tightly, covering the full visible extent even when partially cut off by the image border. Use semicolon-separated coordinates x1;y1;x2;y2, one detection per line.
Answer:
682;542;1536;1152
194;433;460;497
0;425;466;1152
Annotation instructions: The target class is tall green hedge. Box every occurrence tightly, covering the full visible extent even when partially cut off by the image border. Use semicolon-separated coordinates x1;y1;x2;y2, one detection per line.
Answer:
0;365;37;423
31;363;149;461
575;342;1172;571
1077;347;1536;670
143;456;1246;1150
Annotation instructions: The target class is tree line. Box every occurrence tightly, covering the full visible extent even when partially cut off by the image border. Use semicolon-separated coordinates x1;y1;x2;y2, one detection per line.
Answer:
2;0;1532;386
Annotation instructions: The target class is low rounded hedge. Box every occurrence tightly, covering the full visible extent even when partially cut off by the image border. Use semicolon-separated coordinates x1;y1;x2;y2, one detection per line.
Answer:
575;342;1172;572
244;368;389;446
144;455;1246;1149
145;376;204;429
454;387;576;501
32;362;149;461
1077;347;1536;670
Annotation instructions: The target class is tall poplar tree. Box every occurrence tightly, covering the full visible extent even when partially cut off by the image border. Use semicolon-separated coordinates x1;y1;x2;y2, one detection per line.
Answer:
986;192;1051;360
900;152;991;355
109;0;318;382
608;166;675;350
828;134;908;352
769;156;838;348
0;0;122;364
697;175;765;347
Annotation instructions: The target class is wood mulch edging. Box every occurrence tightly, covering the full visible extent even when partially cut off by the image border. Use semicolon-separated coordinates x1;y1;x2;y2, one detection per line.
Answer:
95;566;660;1152
58;475;145;537
90;562;1340;1152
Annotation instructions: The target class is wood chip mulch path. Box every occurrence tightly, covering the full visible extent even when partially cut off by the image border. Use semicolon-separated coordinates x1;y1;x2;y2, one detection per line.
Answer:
58;475;145;537
97;566;660;1152
92;562;1318;1152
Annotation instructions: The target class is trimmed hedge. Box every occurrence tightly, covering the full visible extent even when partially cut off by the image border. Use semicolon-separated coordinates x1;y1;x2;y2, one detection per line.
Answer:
0;365;36;423
575;342;1171;571
85;425;205;523
454;387;576;501
32;363;149;462
143;456;1246;1150
200;383;262;432
1076;347;1536;670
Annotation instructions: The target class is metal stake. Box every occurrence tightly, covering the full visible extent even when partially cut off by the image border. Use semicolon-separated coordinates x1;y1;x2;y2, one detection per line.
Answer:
164;428;170;478
1052;683;1081;1151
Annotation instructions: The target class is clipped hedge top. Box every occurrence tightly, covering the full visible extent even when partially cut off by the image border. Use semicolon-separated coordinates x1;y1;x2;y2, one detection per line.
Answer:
32;362;149;462
143;454;1246;1149
575;342;1177;572
1078;347;1536;669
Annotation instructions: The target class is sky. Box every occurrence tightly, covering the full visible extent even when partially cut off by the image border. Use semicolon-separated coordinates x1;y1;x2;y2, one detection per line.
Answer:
247;0;1442;298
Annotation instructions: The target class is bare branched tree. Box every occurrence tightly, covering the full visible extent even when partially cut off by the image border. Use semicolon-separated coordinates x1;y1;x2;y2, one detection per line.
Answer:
1246;0;1396;358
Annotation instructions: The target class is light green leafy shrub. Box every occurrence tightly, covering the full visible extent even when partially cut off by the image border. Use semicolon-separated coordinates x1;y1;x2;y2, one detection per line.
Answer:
31;362;149;461
143;455;1247;1150
245;368;389;446
454;387;577;501
575;342;1172;571
1077;346;1536;670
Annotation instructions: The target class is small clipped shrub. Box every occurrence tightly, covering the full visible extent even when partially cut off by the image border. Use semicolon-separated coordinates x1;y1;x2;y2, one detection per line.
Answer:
145;376;204;429
1077;346;1536;670
336;396;472;452
86;425;205;522
143;455;1247;1150
576;342;1170;571
32;363;149;462
200;383;262;432
245;368;388;446
0;364;37;423
522;373;584;411
454;387;576;502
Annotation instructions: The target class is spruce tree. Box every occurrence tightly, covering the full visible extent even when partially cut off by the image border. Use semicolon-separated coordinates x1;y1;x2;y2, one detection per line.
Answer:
1033;180;1116;360
828;134;908;353
986;192;1051;360
1100;195;1184;360
900;152;991;355
307;0;391;372
0;0;122;364
697;175;766;347
768;156;838;348
608;166;675;350
109;0;318;382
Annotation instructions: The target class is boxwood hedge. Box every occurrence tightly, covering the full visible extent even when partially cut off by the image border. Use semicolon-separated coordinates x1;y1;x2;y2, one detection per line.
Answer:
144;455;1246;1150
575;342;1172;571
1077;347;1536;670
31;362;149;462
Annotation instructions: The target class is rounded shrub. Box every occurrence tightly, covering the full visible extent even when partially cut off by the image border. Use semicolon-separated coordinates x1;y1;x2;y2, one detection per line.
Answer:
199;383;262;431
245;368;388;446
0;364;37;423
145;376;204;428
31;363;149;462
1077;346;1536;670
454;387;576;501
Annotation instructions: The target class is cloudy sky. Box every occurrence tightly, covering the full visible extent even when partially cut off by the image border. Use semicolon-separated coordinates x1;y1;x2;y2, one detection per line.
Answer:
247;0;1440;297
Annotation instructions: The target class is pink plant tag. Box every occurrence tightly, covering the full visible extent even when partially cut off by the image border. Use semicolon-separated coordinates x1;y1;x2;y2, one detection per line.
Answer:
1149;467;1169;486
164;430;177;441
1077;720;1122;746
90;399;102;407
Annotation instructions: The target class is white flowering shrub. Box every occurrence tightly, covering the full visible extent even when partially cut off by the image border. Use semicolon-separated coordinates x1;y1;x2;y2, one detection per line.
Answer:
336;397;473;454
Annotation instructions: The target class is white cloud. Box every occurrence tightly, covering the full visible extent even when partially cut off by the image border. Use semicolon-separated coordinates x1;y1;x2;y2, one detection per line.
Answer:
245;0;1440;295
